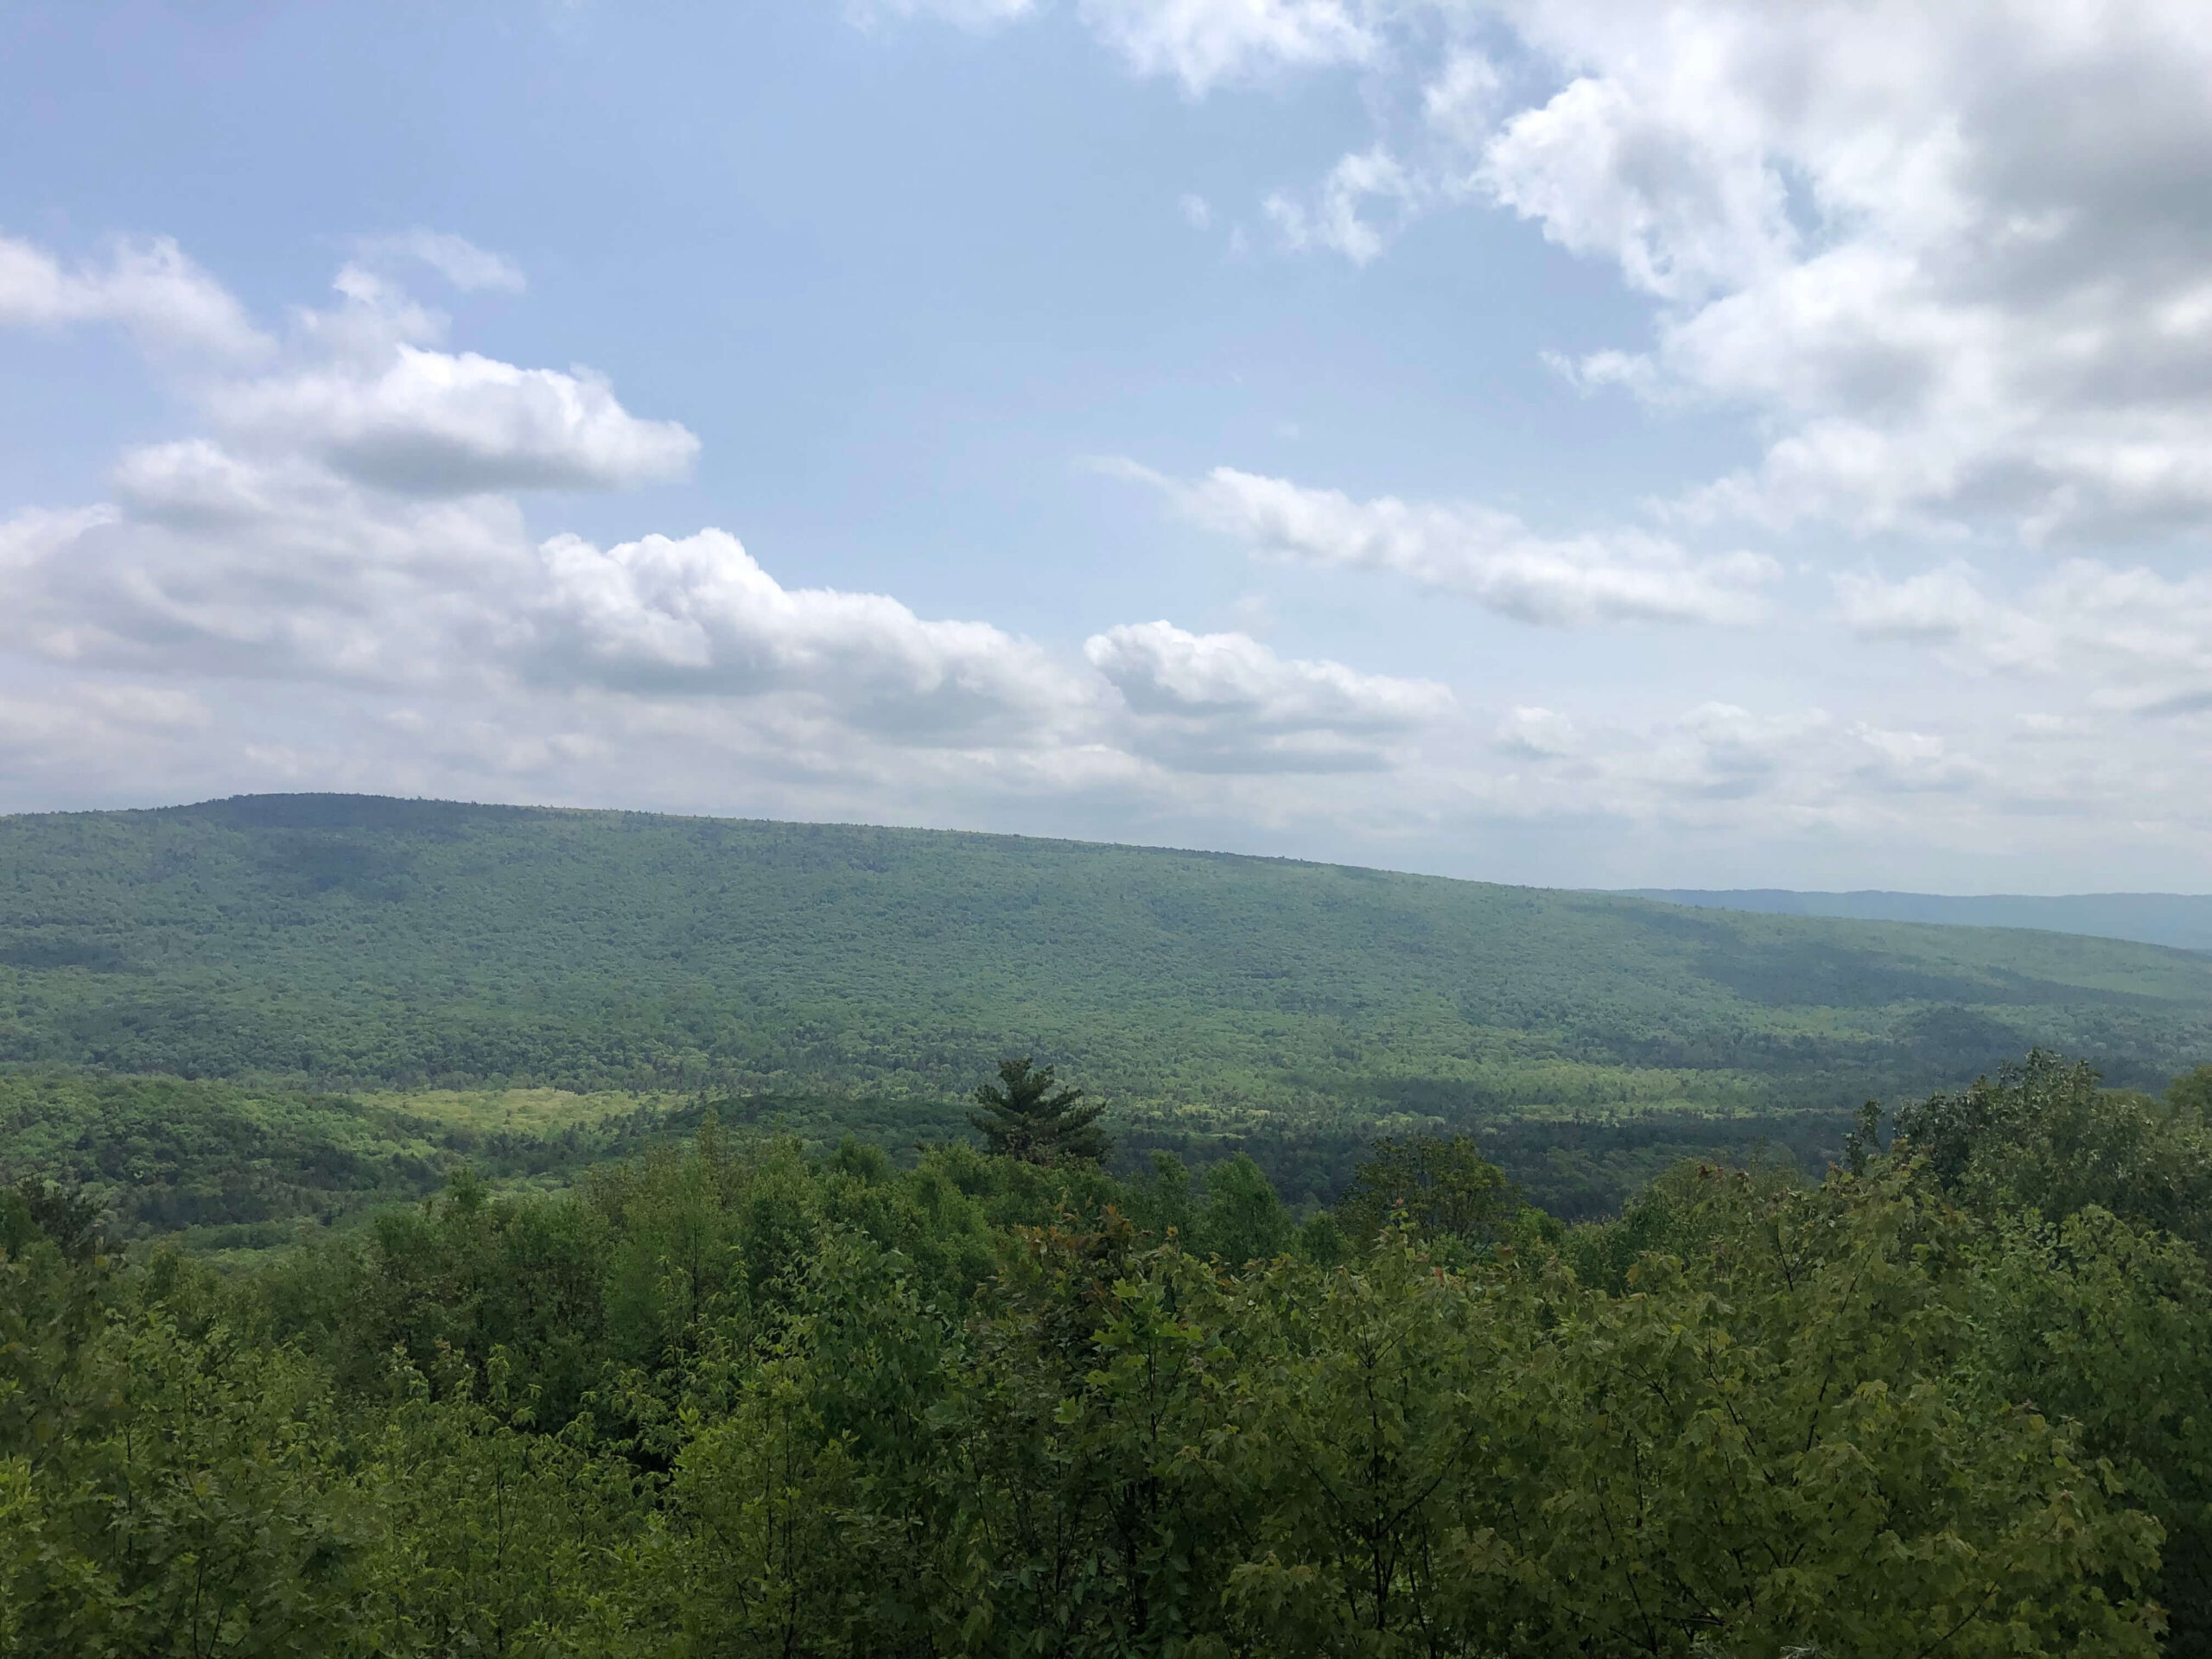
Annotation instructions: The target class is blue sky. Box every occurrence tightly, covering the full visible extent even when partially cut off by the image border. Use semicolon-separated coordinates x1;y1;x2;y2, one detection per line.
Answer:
4;1;2211;892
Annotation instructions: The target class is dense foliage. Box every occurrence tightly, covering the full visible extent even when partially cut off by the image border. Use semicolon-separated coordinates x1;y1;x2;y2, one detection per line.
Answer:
4;794;2209;1118
5;1055;2210;1655
0;1066;1871;1251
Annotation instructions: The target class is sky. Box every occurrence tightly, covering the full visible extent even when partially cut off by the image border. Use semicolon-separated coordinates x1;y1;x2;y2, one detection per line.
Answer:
3;1;2212;892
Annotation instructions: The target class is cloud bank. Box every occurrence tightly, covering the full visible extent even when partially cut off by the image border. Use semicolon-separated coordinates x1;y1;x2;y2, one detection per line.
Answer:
843;0;2212;880
0;233;1464;832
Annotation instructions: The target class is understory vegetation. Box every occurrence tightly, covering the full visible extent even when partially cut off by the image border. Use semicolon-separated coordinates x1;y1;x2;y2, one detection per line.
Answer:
5;1052;2212;1656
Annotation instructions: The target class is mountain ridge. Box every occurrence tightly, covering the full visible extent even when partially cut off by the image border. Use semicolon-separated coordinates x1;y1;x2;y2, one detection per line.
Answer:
0;793;2204;1113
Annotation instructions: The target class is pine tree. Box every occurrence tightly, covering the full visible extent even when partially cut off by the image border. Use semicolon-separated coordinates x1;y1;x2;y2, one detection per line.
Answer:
969;1056;1109;1166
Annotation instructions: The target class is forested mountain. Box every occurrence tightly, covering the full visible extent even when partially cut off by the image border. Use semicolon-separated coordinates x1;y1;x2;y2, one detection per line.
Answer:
1624;887;2212;952
5;794;2210;1112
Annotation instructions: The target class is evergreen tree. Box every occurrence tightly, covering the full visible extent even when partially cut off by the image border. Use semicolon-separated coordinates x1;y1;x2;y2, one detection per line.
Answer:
969;1056;1109;1166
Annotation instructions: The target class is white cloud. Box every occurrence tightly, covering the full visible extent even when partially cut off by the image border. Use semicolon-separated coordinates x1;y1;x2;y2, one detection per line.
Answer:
1832;563;1993;644
1033;1;2212;549
0;505;122;570
1495;703;1574;758
4;445;1079;751
1469;0;2212;543
0;231;695;500
6;456;537;685
1848;721;1983;793
0;681;209;772
350;229;526;293
862;0;1372;89
1119;461;1776;626
850;0;1037;26
1076;0;1373;92
1447;697;2039;848
110;440;297;527
0;234;1483;804
4;454;1455;777
534;528;1087;740
1264;147;1417;264
3;264;1471;796
1179;192;1214;230
0;232;268;357
1;469;1465;808
1423;49;1503;149
211;344;700;495
1087;619;1450;770
1479;60;1796;306
1837;555;2212;713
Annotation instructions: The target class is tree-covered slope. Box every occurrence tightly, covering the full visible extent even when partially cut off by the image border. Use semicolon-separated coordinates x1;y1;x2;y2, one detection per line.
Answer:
3;793;2209;1111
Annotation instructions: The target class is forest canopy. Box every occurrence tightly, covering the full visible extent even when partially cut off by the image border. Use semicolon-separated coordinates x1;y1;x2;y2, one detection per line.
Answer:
4;1052;2210;1656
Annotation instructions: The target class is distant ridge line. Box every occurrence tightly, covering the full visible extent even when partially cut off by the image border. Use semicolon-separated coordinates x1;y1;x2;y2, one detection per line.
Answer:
9;792;2207;954
1620;888;2212;954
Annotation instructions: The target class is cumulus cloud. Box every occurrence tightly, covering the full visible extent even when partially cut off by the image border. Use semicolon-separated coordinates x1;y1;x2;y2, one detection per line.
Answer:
1479;61;1796;307
0;505;123;570
534;529;1086;741
858;0;2212;543
1469;0;2212;543
0;231;697;500
1086;619;1451;770
5;457;537;684
0;232;267;357
1833;564;1994;645
1847;722;1984;793
0;220;1453;802
1116;461;1775;626
1030;1;2212;549
1077;0;1374;93
1646;702;1830;802
0;460;1455;778
861;0;1372;89
3;446;1082;752
212;346;700;495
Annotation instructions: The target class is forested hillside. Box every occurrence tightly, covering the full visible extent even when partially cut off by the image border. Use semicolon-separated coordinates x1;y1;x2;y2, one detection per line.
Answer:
5;794;2209;1110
